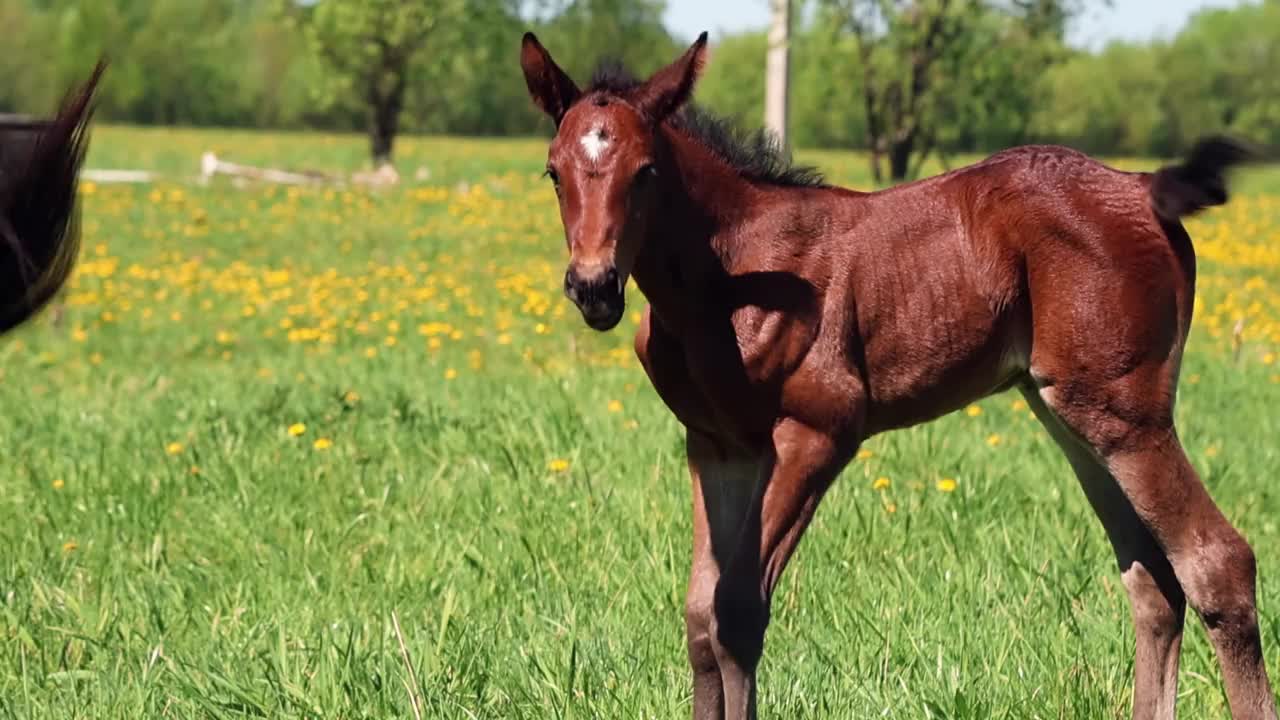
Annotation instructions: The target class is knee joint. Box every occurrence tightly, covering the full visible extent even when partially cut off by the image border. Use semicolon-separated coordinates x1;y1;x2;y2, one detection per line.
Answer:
1121;561;1185;633
686;580;717;671
712;579;768;670
1187;534;1259;634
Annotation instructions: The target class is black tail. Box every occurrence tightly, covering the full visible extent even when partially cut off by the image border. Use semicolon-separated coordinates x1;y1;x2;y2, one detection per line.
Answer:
1149;136;1259;222
0;61;105;334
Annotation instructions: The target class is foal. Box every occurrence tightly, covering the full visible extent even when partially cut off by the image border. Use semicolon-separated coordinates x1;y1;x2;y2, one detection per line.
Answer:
0;63;103;335
521;33;1275;719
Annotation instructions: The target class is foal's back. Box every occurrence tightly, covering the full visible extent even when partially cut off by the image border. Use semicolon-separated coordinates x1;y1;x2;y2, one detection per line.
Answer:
812;144;1221;434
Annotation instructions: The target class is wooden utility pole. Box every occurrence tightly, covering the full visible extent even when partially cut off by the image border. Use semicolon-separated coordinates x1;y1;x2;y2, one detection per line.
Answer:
764;0;791;146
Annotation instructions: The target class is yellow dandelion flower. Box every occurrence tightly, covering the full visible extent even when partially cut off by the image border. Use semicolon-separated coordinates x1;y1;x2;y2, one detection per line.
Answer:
856;448;874;460
343;390;361;404
1264;352;1276;365
364;347;378;358
607;400;623;413
189;466;200;476
1011;399;1028;412
288;423;306;437
965;405;982;418
1187;373;1201;384
444;368;458;380
872;476;890;490
1205;445;1220;458
936;478;958;493
52;478;64;490
313;438;333;450
165;442;184;455
62;540;78;554
548;458;570;473
884;502;897;514
986;434;1002;447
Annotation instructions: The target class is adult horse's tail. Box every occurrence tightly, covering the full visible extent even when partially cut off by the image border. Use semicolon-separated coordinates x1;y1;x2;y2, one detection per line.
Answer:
0;62;105;334
1149;136;1258;222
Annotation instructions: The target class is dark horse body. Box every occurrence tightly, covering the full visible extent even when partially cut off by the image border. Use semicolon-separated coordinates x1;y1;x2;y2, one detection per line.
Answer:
522;33;1275;719
0;64;102;335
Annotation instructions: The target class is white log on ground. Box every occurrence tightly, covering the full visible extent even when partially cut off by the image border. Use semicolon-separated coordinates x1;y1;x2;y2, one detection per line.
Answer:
199;151;332;186
80;169;156;184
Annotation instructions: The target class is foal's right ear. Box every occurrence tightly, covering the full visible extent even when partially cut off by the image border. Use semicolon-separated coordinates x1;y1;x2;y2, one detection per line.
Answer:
520;32;580;127
634;32;708;124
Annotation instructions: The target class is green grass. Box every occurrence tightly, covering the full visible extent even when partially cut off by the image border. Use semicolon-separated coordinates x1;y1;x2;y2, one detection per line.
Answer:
0;126;1278;718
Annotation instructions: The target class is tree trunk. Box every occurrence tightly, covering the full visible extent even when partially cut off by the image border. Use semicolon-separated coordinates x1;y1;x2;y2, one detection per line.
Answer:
368;74;406;167
369;97;398;167
868;139;884;186
888;135;914;182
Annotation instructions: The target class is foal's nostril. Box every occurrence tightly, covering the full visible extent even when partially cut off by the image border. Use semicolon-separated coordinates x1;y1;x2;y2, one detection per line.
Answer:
563;269;579;302
603;267;620;295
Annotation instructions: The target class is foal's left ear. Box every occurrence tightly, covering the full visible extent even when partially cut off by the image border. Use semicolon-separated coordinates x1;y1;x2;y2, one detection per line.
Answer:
521;32;580;127
635;32;708;124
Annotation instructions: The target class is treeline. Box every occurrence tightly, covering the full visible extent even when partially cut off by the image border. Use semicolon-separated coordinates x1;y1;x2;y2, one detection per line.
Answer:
3;0;1277;157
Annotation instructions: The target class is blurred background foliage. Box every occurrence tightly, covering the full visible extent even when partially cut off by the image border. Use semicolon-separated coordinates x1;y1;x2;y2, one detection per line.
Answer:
2;0;1278;161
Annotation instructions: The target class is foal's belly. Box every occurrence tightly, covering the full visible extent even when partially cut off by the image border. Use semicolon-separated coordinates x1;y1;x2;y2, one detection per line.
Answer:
855;250;1029;436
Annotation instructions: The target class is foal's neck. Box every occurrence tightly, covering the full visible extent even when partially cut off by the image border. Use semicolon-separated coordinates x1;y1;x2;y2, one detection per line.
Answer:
632;127;761;329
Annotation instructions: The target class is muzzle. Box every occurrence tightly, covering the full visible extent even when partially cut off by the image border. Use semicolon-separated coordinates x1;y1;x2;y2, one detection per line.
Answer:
564;265;624;331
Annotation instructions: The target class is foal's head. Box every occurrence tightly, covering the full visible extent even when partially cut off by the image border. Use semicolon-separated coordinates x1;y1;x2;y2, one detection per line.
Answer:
520;32;708;331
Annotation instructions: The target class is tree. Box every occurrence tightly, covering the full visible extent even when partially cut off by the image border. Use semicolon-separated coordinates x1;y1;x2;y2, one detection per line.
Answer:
1030;42;1171;156
821;0;1094;183
825;0;968;183
1160;2;1280;150
303;0;461;166
528;0;678;87
698;32;768;131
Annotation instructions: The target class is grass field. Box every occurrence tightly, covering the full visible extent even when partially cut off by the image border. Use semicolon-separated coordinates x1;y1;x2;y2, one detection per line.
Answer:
1;126;1278;718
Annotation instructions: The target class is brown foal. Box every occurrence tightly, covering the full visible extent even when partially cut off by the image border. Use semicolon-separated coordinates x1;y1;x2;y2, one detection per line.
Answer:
521;32;1275;719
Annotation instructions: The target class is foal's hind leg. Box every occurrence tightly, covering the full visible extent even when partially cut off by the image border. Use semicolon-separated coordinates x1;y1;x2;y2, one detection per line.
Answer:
1020;383;1185;720
1026;366;1277;719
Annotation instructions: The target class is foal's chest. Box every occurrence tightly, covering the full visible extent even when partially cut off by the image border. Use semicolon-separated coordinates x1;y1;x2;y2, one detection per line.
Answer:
634;304;818;449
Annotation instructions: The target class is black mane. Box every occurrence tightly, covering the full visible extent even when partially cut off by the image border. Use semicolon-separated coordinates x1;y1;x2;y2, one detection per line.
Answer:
586;62;827;189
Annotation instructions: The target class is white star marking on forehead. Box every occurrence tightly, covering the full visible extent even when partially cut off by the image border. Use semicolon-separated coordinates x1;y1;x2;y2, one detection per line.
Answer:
579;127;610;162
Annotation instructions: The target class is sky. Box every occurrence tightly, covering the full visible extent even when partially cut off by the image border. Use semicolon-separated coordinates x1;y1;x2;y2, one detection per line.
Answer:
664;0;1247;49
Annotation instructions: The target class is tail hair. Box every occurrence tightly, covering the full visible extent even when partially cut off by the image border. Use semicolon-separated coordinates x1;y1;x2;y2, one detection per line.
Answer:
1150;135;1260;222
0;61;105;334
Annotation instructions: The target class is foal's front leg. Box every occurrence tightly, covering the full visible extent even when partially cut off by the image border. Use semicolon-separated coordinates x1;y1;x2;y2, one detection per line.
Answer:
686;430;759;720
689;420;850;720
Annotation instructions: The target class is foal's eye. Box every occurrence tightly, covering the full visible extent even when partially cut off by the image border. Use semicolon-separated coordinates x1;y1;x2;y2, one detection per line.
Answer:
634;163;658;186
543;166;560;186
